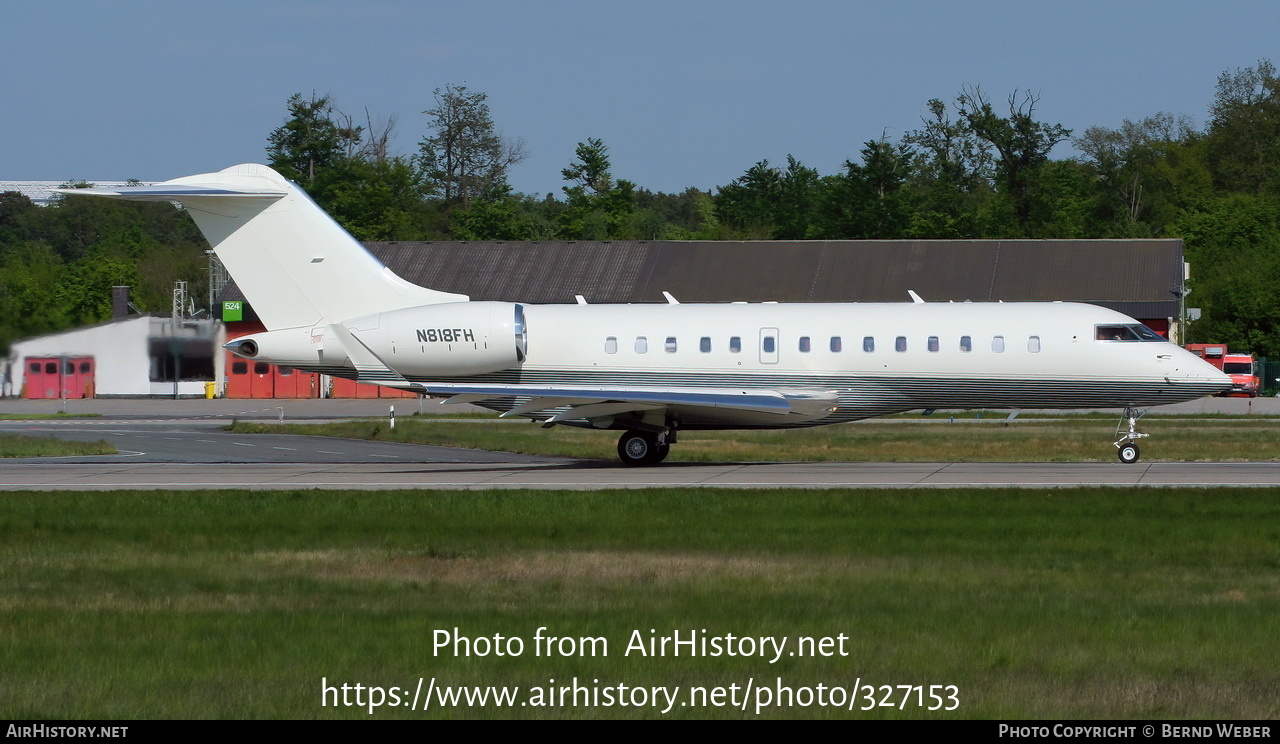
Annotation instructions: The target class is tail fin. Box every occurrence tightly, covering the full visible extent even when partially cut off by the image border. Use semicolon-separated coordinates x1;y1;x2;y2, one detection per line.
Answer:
59;164;467;330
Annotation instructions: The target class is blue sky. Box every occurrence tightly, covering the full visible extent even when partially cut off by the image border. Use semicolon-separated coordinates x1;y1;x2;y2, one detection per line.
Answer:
3;1;1277;195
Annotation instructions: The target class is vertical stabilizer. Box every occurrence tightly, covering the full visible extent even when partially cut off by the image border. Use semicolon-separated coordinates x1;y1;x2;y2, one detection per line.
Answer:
58;164;468;330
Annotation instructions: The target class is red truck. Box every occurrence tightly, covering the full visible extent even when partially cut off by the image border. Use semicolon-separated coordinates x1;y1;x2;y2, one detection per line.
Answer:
1185;344;1261;397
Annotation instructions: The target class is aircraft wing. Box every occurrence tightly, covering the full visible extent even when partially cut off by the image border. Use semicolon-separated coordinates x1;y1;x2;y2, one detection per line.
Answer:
405;382;839;424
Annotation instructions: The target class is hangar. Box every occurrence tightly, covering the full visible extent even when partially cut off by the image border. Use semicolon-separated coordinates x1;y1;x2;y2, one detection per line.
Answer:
218;238;1188;399
7;314;221;399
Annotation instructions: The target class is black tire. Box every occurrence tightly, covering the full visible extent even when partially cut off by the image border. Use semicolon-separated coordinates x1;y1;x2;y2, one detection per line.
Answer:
618;431;664;467
1117;442;1140;464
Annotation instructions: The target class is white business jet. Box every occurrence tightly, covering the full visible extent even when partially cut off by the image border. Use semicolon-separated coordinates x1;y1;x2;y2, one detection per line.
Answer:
63;164;1230;465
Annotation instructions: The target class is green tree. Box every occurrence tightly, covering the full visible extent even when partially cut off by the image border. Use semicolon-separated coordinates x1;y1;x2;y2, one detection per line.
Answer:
266;93;345;188
52;247;140;326
419;84;526;210
1074;112;1198;235
1204;59;1280;196
321;155;434;240
0;241;68;351
559;138;636;239
902;98;993;237
0;191;37;246
955;87;1071;235
815;141;913;239
1175;194;1280;355
714;159;782;237
714;156;820;238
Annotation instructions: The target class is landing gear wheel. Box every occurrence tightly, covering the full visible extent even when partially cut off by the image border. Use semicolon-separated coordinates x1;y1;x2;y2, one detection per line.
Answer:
617;431;668;467
1113;406;1149;465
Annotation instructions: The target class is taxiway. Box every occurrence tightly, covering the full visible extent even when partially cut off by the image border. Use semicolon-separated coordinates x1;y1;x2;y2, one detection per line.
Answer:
1;399;1277;490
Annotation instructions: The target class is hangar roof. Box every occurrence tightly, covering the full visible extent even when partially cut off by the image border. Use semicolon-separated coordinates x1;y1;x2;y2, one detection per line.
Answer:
224;239;1184;318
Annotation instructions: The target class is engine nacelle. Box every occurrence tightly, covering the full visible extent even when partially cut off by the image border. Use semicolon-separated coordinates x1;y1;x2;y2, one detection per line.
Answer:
343;301;526;377
225;302;527;378
224;327;321;366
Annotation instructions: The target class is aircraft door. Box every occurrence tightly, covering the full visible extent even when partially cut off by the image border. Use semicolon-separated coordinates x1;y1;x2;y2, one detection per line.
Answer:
759;327;779;365
249;361;275;398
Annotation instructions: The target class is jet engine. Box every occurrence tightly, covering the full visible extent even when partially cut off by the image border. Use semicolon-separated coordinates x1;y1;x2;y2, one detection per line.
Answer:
226;301;527;379
343;301;527;377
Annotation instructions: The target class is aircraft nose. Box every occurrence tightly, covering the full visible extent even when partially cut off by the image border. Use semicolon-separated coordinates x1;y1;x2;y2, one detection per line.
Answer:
1175;366;1232;390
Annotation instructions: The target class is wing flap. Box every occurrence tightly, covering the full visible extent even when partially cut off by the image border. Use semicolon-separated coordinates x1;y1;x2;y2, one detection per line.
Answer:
411;383;838;420
415;384;790;413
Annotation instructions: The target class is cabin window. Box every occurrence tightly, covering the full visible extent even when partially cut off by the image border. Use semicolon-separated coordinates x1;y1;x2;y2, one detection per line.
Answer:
635;336;648;354
799;336;811;353
960;335;972;352
895;336;907;352
730;336;742;353
665;337;677;353
604;336;618;354
992;336;1005;353
830;336;842;352
763;336;776;353
700;337;711;353
928;336;940;352
863;336;875;352
1028;335;1041;353
231;362;248;375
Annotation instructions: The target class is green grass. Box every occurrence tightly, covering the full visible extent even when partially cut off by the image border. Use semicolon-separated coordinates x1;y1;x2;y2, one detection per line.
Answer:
0;432;116;457
1;488;1277;719
229;416;1280;462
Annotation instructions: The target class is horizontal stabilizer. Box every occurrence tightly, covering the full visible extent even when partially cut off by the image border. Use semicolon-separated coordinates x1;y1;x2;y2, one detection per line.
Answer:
55;184;287;200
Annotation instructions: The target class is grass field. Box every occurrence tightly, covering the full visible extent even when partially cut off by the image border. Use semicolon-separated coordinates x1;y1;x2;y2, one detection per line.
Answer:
2;488;1276;719
229;414;1280;462
0;432;115;458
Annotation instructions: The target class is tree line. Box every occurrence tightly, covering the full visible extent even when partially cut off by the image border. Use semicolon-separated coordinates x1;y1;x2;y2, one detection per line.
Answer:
1;61;1278;355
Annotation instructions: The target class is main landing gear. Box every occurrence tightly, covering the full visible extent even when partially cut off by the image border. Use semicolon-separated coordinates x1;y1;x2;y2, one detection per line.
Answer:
617;430;671;467
1113;406;1149;464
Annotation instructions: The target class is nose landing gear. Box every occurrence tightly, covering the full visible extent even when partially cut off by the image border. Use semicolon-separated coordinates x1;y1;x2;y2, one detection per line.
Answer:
1113;407;1149;464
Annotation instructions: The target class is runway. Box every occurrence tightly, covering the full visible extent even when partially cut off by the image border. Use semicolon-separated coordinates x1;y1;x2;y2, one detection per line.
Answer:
2;401;1279;490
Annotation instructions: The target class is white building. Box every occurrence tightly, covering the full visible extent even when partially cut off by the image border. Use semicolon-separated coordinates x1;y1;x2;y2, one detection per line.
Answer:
6;315;223;398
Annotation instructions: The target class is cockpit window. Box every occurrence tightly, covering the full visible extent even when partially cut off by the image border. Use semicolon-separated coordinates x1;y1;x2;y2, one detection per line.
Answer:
1130;324;1165;341
1095;324;1166;342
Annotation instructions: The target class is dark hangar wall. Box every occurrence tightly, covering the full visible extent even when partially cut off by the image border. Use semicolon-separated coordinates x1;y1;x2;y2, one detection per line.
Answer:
361;239;1183;319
